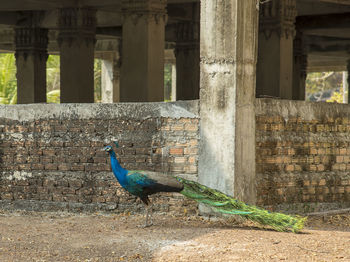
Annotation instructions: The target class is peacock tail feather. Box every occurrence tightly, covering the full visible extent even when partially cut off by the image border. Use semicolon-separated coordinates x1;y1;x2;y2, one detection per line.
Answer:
177;177;306;233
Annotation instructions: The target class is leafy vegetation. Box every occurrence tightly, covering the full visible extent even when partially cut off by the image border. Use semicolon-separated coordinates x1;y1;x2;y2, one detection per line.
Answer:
306;71;346;103
0;53;17;104
164;64;173;101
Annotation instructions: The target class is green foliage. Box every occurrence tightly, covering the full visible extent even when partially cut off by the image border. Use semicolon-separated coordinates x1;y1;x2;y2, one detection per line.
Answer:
46;55;60;93
164;64;173;101
94;59;102;103
327;89;346;103
306;72;344;102
47;89;60;104
0;53;17;104
177;177;306;233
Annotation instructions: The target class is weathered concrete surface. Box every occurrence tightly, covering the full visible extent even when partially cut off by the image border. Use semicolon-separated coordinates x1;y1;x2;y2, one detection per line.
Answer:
0;100;199;121
199;0;258;204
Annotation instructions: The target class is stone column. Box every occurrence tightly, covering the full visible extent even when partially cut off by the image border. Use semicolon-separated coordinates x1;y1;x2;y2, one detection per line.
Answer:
256;0;297;99
101;52;121;103
199;0;259;204
292;31;307;100
120;0;167;102
164;47;176;101
175;21;200;100
171;64;176;101
347;60;350;103
58;8;96;103
15;26;48;104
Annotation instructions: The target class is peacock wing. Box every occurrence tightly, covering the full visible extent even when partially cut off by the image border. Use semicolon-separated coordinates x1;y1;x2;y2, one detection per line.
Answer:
127;170;184;195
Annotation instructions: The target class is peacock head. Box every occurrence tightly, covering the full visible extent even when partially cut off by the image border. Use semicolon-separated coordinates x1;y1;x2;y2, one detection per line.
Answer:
103;145;113;153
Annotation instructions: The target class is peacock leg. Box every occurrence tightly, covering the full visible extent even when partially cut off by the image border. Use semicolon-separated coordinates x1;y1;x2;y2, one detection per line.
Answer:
139;197;153;228
144;203;153;227
148;202;154;226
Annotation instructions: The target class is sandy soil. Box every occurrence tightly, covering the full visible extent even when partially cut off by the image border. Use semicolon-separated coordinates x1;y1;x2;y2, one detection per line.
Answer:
0;210;349;262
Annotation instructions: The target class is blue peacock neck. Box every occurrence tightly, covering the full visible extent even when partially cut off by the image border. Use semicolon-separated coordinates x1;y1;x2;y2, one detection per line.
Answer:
109;150;128;185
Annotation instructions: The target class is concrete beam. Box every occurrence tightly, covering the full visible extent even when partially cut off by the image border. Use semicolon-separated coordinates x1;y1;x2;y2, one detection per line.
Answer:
297;0;350;16
318;0;350;5
0;12;17;25
297;13;350;31
308;54;349;72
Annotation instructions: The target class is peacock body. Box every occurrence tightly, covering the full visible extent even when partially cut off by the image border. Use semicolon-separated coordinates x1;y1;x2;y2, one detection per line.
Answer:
104;145;306;232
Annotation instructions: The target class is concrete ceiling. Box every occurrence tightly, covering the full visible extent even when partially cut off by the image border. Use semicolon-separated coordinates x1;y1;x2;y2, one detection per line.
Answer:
0;0;198;11
296;1;350;71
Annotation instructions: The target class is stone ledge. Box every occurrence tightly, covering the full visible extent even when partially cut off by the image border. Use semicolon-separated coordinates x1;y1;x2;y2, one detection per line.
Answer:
0;100;199;121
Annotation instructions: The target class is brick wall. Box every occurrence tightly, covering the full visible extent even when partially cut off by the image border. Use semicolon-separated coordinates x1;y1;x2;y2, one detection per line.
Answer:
0;102;199;213
256;99;350;212
4;98;350;214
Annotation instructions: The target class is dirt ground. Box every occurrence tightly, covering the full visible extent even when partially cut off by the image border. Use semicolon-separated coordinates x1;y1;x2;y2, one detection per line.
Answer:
0;210;350;262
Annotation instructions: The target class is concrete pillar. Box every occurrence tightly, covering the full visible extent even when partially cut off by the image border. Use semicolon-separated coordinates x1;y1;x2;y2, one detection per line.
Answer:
58;8;96;103
15;27;48;104
164;48;176;101
101;53;121;103
171;64;176;101
199;0;259;204
347;60;350;103
343;71;348;104
120;0;167;102
292;31;307;100
175;21;200;100
256;0;297;99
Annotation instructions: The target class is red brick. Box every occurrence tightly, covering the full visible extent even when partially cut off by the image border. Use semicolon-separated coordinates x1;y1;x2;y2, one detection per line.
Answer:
184;148;198;155
43;179;56;187
171;124;184;131
63;194;79;202
285;165;294;172
41;156;53;164
52;193;64;202
58;164;71;171
69;180;82;188
43;149;56;156
45;164;58;170
319;179;326;186
184;124;198;132
94;157;107;164
31;163;44;170
54;125;67;132
71;164;85;171
18;164;31;170
169;148;184;155
37;187;48;194
2;193;14;200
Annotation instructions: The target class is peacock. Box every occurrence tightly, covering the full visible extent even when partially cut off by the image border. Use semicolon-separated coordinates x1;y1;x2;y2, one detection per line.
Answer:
103;143;306;233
